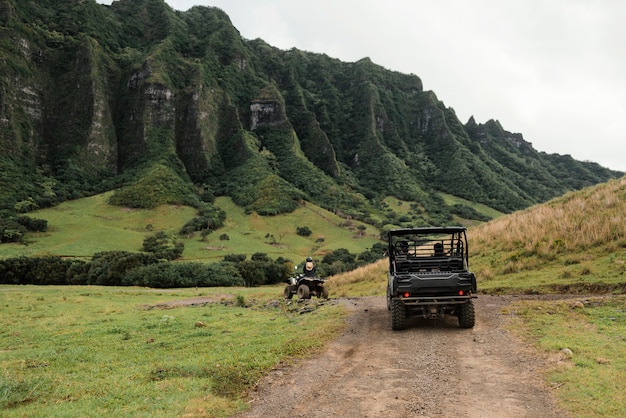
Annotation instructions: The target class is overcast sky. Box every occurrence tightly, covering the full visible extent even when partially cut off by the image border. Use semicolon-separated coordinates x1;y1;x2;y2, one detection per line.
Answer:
98;0;626;172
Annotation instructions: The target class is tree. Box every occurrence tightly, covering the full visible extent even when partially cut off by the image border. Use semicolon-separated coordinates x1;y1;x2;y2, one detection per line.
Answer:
142;231;184;260
296;226;312;236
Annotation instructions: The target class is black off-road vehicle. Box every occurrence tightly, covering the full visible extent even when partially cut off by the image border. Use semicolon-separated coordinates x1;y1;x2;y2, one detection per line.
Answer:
386;227;477;330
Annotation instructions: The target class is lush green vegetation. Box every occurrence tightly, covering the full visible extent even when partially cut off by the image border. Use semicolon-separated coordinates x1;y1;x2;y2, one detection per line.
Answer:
0;192;384;261
0;285;346;417
0;192;387;288
1;175;626;416
1;0;621;228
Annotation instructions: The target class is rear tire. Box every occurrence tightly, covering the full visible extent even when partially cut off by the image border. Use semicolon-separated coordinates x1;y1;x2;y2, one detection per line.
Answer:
320;285;329;299
283;286;293;299
297;284;311;299
391;299;407;330
458;300;475;328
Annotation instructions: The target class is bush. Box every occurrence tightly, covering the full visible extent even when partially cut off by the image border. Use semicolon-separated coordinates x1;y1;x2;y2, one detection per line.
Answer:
179;204;226;236
296;226;312;237
0;256;76;285
0;219;26;243
223;254;246;263
88;251;159;285
357;242;387;263
237;255;291;287
123;261;244;288
142;231;184;260
16;216;48;232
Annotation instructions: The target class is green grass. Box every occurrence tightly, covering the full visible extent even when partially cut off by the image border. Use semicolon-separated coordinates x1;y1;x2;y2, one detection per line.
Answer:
184;197;380;261
0;193;382;262
504;297;626;417
0;192;196;259
473;248;626;294
0;285;346;417
439;192;504;220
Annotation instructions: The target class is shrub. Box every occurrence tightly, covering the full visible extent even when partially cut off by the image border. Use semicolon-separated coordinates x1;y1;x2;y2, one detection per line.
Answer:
0;219;26;243
0;256;75;285
16;216;48;232
179;204;226;236
142;231;184;260
233;254;291;287
88;251;159;285
296;226;312;237
223;254;246;263
123;261;244;288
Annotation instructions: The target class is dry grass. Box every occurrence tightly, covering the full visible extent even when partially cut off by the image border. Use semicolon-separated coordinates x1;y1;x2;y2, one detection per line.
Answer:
327;259;387;297
471;176;626;256
327;176;626;296
469;176;626;292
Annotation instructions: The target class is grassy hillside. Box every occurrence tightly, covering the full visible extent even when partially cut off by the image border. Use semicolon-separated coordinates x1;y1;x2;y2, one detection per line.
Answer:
331;175;626;296
470;175;626;293
0;193;382;262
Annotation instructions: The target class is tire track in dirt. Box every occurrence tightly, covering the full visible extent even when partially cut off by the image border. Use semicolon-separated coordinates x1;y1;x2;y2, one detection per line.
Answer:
234;296;568;418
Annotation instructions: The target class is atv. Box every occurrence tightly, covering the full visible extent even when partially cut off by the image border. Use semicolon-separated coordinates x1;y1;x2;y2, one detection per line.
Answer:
386;227;477;330
284;271;329;300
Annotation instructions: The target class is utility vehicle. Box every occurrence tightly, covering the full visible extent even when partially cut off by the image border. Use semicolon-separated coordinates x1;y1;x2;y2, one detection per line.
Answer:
386;227;477;330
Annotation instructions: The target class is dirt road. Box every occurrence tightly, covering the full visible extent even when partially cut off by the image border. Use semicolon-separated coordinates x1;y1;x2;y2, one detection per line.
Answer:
233;295;568;418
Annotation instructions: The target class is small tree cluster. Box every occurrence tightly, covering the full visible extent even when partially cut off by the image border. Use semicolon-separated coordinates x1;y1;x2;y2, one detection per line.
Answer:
124;261;244;288
223;253;292;287
179;204;226;237
0;215;48;244
296;226;312;237
0;253;245;288
142;231;184;260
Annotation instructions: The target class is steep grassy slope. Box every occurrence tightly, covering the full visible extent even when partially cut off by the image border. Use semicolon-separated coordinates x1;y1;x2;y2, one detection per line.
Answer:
470;176;626;293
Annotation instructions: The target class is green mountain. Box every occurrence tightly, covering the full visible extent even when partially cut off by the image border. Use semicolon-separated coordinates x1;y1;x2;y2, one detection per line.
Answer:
0;0;621;223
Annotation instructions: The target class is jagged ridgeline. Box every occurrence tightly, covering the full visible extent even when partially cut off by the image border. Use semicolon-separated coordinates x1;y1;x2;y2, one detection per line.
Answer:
0;0;621;219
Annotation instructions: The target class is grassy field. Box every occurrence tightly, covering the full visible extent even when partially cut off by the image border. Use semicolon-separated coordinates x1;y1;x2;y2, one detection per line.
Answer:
503;296;626;417
0;285;346;417
183;197;381;262
2;178;625;416
0;193;382;262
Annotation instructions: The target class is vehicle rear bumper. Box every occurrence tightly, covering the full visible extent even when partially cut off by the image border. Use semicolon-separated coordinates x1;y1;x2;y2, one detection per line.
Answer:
397;295;476;306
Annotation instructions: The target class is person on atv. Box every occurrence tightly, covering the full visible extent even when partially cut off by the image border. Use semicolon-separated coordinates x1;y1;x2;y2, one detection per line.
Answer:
303;256;316;277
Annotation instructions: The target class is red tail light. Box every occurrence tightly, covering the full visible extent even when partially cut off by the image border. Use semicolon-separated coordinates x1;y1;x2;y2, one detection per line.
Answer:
403;292;410;298
458;290;465;296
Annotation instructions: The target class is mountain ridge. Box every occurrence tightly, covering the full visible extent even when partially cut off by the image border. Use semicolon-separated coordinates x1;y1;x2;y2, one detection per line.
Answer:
0;0;621;224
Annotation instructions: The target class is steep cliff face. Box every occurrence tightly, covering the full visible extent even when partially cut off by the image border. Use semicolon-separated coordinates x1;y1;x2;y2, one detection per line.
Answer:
0;0;621;218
